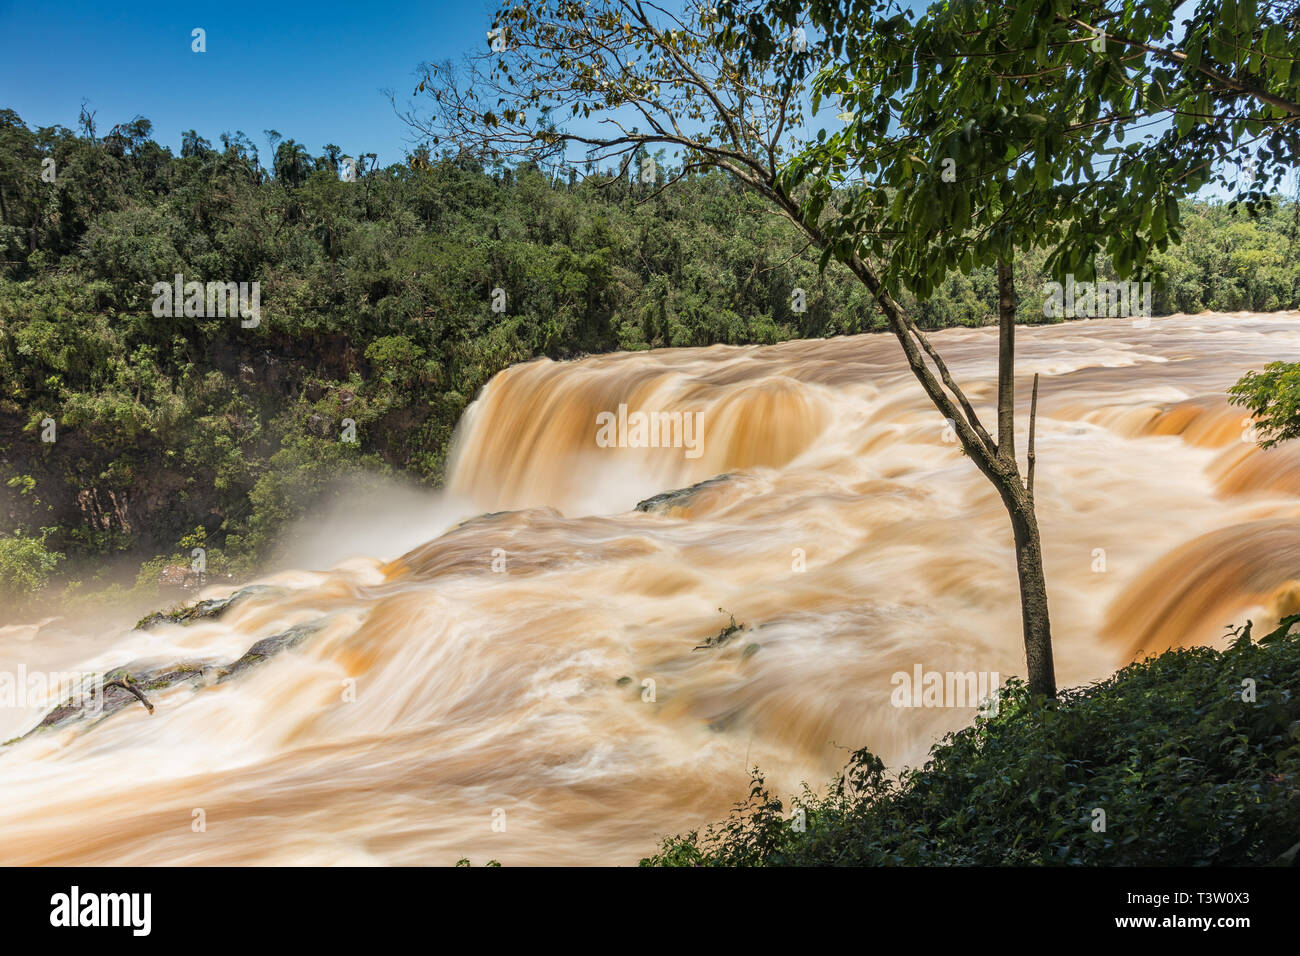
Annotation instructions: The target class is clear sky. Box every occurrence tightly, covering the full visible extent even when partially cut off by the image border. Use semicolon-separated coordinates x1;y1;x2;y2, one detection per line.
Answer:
0;0;503;166
1;1;1291;197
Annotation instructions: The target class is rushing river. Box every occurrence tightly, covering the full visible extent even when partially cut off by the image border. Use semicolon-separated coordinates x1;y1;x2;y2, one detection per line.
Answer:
2;311;1299;865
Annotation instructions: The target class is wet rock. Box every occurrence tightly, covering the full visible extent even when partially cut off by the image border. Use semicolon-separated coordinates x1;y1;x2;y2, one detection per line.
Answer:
134;585;277;630
9;619;324;746
635;474;732;514
23;664;212;737
217;622;322;682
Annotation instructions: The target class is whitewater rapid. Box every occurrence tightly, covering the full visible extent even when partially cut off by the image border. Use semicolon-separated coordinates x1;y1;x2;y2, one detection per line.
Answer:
2;311;1299;865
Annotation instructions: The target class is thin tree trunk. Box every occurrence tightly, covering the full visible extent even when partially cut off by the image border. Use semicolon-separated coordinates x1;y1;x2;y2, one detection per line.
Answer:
995;260;1055;697
1000;479;1056;698
997;257;1016;462
1027;373;1040;499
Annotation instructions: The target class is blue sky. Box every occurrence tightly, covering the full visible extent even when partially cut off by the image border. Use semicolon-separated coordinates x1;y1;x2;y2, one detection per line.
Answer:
0;1;1290;198
0;0;502;166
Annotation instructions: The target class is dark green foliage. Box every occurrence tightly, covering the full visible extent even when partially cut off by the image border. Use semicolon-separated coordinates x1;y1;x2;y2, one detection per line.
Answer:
0;527;63;594
644;619;1300;866
1230;361;1300;448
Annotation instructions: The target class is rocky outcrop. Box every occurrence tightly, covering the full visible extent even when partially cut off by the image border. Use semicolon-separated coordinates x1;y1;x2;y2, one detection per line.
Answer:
134;585;278;630
6;590;321;746
635;474;732;514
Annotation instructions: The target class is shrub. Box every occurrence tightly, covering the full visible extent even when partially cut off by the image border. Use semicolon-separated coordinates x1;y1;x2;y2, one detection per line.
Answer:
0;528;64;594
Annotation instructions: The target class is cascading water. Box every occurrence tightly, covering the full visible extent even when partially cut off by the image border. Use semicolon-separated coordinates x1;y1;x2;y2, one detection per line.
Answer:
2;311;1299;865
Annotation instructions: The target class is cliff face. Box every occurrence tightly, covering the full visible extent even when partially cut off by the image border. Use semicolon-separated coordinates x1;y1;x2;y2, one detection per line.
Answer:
0;412;192;551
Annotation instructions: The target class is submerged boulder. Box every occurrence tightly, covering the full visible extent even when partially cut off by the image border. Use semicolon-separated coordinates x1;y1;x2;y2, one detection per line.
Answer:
8;617;324;745
635;474;732;515
134;585;278;630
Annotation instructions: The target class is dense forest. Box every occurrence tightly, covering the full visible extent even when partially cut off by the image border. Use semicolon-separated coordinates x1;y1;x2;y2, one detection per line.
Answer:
1;107;1298;613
